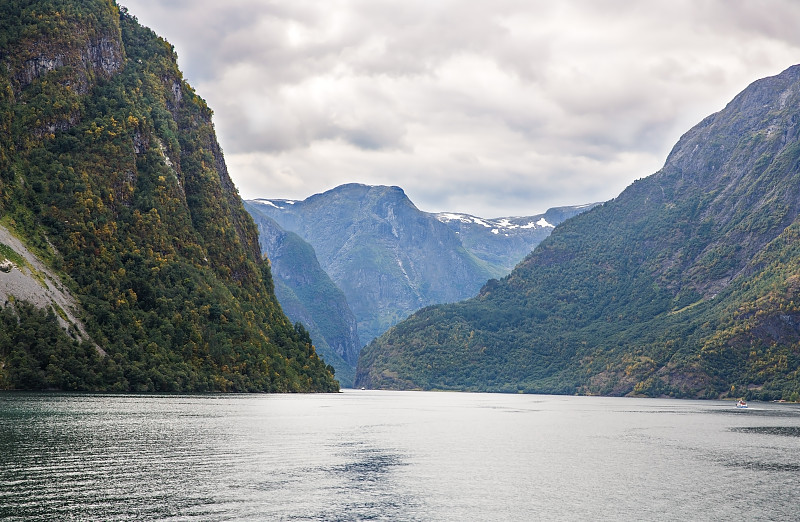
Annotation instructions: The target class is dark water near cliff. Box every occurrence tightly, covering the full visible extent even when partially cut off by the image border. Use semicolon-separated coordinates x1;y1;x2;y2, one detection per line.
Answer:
1;391;798;521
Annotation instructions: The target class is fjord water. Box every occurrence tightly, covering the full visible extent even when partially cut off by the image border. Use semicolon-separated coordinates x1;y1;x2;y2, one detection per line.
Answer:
1;391;798;521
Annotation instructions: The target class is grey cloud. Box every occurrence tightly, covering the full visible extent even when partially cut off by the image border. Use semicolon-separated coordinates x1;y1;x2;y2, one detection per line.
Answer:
122;0;800;217
699;0;800;45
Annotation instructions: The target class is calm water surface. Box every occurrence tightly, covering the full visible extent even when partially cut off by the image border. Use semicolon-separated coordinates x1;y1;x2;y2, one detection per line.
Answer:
1;390;799;521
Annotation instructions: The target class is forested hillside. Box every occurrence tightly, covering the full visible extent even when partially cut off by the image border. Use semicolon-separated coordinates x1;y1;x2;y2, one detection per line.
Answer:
0;0;337;392
357;65;800;401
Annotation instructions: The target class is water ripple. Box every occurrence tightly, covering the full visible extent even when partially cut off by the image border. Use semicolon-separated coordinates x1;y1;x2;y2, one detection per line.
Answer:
730;426;800;437
2;392;800;521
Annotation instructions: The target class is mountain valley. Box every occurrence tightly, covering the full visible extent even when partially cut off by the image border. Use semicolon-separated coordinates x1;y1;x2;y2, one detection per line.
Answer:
246;185;593;382
4;1;799;401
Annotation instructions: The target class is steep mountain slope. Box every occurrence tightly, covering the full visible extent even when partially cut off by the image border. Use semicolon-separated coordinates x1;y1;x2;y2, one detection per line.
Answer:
0;224;90;340
245;202;359;387
0;0;337;392
247;184;589;347
356;64;800;401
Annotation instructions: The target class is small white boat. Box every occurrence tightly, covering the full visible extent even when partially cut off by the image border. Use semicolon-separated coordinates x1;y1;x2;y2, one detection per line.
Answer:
736;399;748;408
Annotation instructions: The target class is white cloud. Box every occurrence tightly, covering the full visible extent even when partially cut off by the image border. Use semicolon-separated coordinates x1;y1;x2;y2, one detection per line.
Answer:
122;0;800;217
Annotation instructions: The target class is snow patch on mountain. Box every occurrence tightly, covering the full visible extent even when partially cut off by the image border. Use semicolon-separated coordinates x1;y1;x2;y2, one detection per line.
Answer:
253;198;298;210
536;218;554;228
434;213;547;231
437;213;470;223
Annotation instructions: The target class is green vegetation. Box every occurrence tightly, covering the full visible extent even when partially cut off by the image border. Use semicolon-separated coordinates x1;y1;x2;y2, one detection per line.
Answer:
0;302;98;390
0;243;25;267
356;65;800;400
0;0;337;392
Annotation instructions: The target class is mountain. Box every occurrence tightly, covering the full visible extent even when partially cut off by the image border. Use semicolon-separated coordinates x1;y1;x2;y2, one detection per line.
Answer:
356;64;800;402
246;184;590;347
0;0;337;392
245;202;359;387
436;204;598;272
247;184;502;347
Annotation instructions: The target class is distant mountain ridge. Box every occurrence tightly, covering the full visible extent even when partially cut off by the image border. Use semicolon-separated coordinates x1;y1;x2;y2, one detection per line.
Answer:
435;205;598;271
246;184;594;349
355;64;800;401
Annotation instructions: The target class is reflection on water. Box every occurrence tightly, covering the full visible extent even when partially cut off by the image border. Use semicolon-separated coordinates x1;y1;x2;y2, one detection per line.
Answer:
1;392;799;521
731;426;800;437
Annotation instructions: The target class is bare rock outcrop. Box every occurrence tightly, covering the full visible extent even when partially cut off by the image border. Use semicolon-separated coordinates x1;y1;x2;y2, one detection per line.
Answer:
0;225;92;345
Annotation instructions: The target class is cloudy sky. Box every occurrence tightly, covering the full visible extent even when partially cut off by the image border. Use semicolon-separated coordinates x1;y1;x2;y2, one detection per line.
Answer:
121;0;800;217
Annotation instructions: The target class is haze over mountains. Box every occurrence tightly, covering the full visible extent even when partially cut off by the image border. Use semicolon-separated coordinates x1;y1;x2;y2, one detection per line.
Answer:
246;184;595;385
356;64;800;401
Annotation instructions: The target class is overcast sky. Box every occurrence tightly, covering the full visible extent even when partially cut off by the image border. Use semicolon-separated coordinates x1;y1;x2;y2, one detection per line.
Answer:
121;0;800;217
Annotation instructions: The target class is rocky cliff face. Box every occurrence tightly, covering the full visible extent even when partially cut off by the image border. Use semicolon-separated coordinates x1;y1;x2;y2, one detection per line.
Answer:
1;0;124;146
9;21;123;94
356;64;800;401
0;0;337;392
